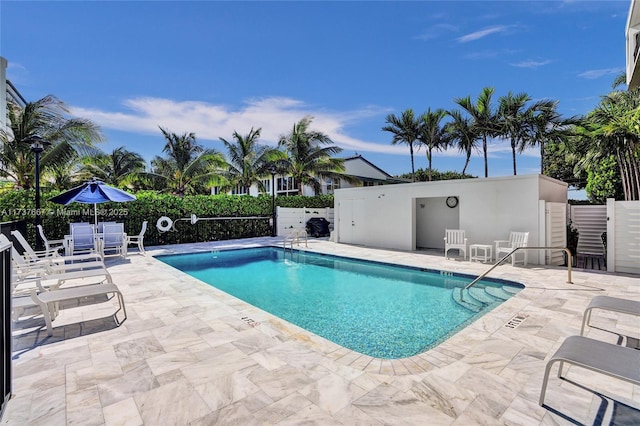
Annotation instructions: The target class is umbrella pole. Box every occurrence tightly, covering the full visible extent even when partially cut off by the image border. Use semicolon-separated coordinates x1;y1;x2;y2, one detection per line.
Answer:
94;203;98;226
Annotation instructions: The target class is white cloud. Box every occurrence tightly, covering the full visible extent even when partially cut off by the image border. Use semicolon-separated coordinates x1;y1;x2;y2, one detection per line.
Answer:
457;25;508;43
414;24;458;41
71;96;408;156
510;59;552;68
577;67;623;80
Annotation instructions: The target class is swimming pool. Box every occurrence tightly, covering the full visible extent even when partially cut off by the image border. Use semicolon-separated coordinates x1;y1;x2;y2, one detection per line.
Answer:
158;247;523;358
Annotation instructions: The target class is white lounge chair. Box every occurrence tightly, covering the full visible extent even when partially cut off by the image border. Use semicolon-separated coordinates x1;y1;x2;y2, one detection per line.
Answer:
10;229;59;260
126;220;147;254
444;229;468;260
28;283;127;336
495;231;529;266
37;225;66;255
9;230;102;267
580;295;640;335
0;234;110;284
539;335;640;406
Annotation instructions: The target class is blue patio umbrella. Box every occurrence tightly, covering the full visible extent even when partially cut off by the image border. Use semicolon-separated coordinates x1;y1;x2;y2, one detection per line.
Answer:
49;178;136;225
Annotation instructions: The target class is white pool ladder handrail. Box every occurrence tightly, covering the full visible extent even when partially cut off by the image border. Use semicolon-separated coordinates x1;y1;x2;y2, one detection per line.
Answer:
284;229;308;251
460;246;573;302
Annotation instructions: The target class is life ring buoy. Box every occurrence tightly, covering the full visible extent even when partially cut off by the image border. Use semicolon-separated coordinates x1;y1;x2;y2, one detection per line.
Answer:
156;216;173;233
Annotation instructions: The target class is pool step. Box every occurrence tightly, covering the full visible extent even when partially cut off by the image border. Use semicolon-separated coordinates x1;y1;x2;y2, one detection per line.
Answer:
501;285;521;295
469;287;499;304
485;287;511;300
451;289;484;313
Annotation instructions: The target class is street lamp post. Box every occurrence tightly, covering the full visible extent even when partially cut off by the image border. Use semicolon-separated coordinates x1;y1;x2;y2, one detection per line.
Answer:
269;165;277;237
27;135;50;250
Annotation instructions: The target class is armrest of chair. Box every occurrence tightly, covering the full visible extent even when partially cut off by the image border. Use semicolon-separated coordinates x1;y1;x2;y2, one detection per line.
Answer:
494;240;509;248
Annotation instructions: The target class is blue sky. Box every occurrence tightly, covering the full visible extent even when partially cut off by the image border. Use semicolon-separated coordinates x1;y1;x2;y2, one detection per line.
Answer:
0;0;629;191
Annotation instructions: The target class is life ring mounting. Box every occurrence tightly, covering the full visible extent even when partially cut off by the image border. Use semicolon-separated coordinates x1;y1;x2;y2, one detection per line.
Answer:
156;216;173;233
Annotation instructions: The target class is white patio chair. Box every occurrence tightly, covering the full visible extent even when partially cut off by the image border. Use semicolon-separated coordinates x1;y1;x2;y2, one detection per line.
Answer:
69;223;99;256
495;231;529;266
126;220;147;254
10;229;59;260
444;229;468;260
102;223;126;259
37;224;65;254
97;221;117;233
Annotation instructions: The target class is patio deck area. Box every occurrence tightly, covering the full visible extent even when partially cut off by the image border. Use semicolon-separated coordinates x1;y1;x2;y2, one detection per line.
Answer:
3;237;640;425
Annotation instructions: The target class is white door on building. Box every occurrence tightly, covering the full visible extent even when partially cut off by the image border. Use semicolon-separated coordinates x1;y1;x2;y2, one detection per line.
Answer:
338;199;364;243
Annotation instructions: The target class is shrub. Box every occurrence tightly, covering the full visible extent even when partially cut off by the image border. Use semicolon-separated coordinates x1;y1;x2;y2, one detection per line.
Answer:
0;190;333;247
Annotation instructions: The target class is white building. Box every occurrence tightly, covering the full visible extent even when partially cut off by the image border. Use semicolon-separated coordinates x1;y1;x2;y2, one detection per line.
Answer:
334;174;568;265
626;0;640;89
213;154;406;197
1;57;7;133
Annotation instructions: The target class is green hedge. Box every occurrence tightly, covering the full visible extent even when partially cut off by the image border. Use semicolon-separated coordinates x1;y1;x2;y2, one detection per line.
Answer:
0;190;334;247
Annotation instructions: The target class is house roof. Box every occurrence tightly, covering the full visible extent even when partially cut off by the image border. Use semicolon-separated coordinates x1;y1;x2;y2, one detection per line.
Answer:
342;155;392;178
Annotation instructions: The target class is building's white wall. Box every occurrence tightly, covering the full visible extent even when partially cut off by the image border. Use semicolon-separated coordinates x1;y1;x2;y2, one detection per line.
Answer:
0;57;7;132
334;175;568;263
626;0;640;88
539;175;569;204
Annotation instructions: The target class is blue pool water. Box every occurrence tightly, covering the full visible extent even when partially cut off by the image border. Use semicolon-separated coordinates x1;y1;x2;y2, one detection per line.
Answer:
158;247;523;359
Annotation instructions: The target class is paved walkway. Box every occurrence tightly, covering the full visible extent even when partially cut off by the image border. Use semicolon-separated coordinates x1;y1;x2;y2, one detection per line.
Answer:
3;237;639;425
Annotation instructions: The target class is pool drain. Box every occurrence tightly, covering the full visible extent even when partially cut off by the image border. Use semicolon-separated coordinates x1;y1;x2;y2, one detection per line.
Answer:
505;314;528;329
241;316;261;328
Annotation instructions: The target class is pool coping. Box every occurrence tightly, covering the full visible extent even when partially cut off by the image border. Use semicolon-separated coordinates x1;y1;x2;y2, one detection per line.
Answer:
146;239;569;376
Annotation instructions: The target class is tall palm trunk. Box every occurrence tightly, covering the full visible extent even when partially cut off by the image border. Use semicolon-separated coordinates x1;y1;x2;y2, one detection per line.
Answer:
462;152;471;175
482;136;488;177
511;139;517;175
409;144;415;182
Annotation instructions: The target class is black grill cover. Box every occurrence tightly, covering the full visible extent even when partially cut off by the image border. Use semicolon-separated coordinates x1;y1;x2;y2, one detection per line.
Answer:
306;217;330;237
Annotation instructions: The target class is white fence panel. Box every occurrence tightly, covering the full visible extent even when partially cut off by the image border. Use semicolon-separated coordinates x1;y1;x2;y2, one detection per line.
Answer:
569;204;607;255
276;207;334;237
545;202;566;265
607;199;640;274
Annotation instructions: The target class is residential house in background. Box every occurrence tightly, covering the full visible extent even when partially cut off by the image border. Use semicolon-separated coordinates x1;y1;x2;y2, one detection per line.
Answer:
212;154;406;197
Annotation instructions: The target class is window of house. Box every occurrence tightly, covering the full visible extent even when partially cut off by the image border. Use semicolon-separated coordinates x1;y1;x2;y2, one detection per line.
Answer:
277;176;298;196
325;178;341;194
259;179;272;195
231;184;248;195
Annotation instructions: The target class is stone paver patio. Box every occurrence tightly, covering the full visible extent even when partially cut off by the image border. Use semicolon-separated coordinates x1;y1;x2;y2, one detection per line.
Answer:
2;237;639;425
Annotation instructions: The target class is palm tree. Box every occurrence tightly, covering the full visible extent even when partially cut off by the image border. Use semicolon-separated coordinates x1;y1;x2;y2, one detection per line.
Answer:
278;116;354;195
382;109;422;182
80;146;146;187
445;109;480;175
143;127;225;196
219;127;284;194
418;108;449;181
496;92;534;175
454;87;497;178
0;95;103;189
526;100;578;175
577;90;640;200
43;157;83;190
